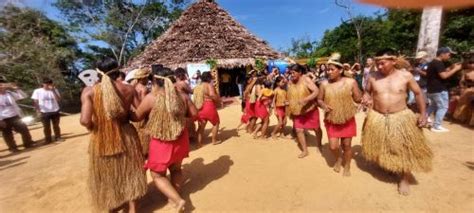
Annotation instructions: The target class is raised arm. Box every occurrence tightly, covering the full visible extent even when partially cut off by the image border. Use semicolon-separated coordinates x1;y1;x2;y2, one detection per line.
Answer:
130;93;153;122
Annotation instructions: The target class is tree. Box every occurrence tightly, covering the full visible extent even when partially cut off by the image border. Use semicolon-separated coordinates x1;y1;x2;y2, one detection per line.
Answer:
335;0;364;63
0;5;82;111
54;0;187;67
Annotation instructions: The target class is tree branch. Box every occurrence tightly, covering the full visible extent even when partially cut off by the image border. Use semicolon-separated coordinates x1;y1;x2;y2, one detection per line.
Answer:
118;3;146;65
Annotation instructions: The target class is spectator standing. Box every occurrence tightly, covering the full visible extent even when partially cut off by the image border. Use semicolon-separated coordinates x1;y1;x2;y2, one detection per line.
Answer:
0;78;34;152
426;47;463;132
32;78;63;143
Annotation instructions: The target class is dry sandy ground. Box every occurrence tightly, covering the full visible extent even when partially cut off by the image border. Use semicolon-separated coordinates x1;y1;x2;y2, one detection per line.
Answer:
0;104;473;212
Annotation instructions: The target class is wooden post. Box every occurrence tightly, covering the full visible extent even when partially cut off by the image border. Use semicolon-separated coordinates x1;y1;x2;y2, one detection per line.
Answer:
417;7;443;60
211;68;219;96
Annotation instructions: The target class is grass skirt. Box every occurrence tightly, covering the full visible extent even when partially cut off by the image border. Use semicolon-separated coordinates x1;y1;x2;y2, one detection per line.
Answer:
132;121;150;155
361;109;433;173
88;123;147;211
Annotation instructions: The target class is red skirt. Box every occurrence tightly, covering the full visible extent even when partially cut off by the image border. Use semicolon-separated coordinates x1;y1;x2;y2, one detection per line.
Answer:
275;106;286;118
293;109;320;129
198;100;220;125
254;100;269;119
144;128;189;173
241;100;256;124
324;117;357;138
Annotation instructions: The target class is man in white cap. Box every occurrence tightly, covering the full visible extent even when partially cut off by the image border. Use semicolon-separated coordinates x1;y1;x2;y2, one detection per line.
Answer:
408;51;430;112
426;47;463;132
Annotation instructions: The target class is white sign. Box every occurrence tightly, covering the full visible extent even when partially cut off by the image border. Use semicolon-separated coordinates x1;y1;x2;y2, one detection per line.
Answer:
78;69;99;86
187;63;210;78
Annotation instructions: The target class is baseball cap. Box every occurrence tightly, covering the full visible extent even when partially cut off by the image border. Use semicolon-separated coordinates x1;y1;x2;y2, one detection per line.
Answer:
415;51;428;59
436;47;457;56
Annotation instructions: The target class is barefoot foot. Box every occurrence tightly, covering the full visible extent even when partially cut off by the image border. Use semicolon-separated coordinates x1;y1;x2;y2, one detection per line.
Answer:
398;178;410;196
333;158;342;173
175;199;185;212
343;165;351;177
298;152;309;158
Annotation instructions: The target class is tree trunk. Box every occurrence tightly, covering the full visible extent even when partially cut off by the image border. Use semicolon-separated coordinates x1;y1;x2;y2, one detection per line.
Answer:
417;7;443;60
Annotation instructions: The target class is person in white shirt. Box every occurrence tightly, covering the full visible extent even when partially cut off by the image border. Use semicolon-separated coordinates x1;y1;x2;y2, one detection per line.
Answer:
32;78;63;143
0;77;34;152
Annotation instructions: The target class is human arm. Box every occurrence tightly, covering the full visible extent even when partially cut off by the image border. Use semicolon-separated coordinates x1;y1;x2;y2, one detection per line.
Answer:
79;87;94;130
185;95;198;118
130;94;153;122
316;82;331;112
351;78;363;103
299;76;319;105
361;75;373;107
31;90;41;113
407;75;427;127
439;63;462;79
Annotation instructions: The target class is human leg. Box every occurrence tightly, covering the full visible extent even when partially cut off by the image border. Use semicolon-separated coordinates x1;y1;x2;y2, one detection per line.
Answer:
328;137;342;172
51;111;61;140
197;121;207;147
1;117;18;151
11;116;33;147
211;122;220;145
341;137;353;176
41;112;52;143
150;171;185;211
295;128;308;158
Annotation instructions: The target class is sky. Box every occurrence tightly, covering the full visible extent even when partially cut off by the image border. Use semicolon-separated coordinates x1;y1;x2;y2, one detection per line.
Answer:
8;0;384;50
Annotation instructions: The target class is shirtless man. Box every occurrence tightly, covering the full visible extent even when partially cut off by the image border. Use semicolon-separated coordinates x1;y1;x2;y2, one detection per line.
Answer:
287;64;322;158
80;58;146;212
362;49;433;196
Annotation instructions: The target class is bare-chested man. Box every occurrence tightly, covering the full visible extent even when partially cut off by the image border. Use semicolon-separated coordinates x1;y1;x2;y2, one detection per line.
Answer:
362;49;433;196
129;68;151;155
80;58;146;212
287;64;322;158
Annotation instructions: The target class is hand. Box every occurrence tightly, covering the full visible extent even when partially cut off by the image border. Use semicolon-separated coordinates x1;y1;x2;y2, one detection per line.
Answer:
323;105;333;113
453;63;462;71
361;94;372;107
298;99;308;106
417;115;427;127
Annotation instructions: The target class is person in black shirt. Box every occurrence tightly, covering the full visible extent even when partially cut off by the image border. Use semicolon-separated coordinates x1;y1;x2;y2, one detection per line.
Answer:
426;47;462;132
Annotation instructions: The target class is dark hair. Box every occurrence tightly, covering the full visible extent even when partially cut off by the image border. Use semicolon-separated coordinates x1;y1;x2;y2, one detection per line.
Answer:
263;80;272;89
96;57;120;80
151;64;164;75
174;67;187;80
201;71;212;83
289;63;306;74
119;71;126;80
42;77;53;84
375;48;397;58
273;76;284;89
154;67;175;87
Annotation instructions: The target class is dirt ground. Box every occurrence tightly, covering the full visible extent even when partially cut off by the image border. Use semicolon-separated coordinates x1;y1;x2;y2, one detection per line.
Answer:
1;103;473;212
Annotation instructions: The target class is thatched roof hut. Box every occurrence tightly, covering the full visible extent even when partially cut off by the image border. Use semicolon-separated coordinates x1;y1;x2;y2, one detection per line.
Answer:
127;0;280;70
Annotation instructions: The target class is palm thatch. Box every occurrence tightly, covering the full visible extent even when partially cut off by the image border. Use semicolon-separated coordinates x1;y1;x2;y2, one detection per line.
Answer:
127;0;280;70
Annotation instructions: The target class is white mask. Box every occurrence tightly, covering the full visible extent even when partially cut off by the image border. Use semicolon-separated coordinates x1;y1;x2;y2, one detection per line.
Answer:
78;69;99;87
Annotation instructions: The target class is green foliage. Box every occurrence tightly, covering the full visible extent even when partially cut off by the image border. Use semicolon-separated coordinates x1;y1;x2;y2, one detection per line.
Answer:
0;6;81;112
290;8;472;63
206;59;218;70
254;58;266;71
54;0;187;67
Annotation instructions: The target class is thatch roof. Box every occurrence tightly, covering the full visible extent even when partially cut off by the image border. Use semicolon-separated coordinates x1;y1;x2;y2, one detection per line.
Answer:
127;0;280;70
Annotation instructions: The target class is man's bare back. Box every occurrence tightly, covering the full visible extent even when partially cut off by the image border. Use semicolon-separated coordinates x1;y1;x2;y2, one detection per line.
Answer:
367;69;413;114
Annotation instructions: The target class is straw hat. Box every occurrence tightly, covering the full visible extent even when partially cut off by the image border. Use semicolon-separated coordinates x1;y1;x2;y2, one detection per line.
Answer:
133;68;151;79
415;51;429;59
327;52;343;68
